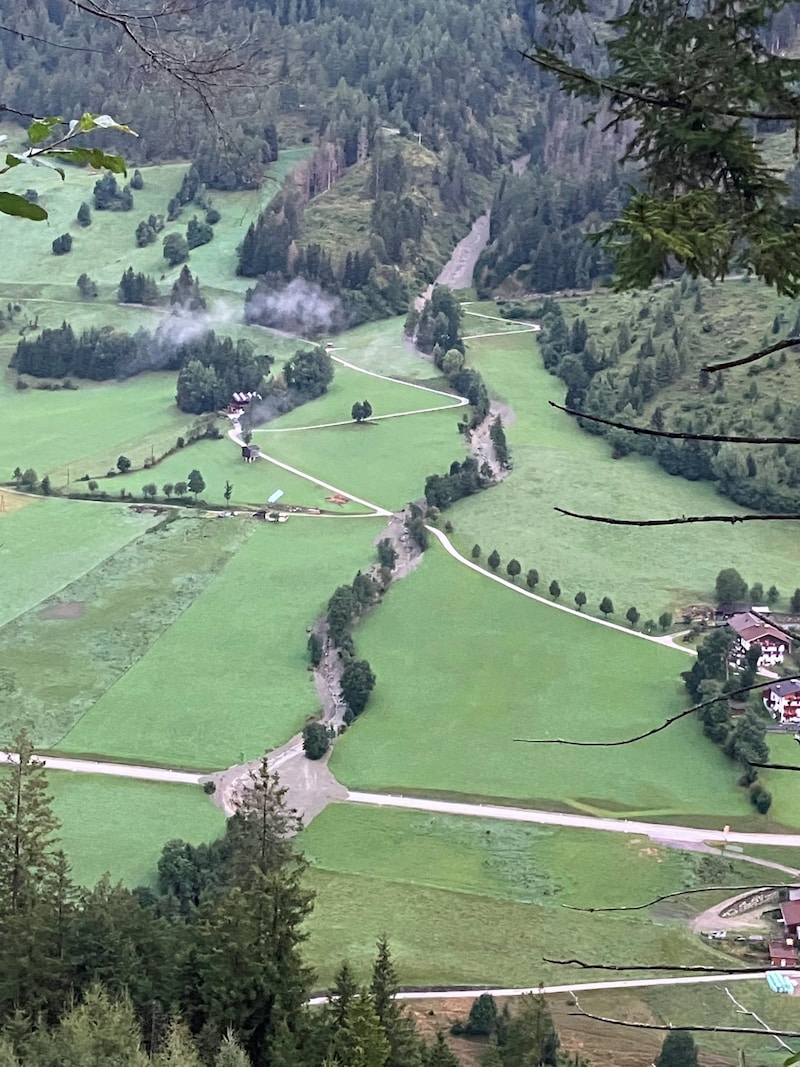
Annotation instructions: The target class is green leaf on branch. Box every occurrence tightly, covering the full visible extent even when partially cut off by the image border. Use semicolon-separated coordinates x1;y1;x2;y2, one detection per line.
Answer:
75;112;138;137
53;148;127;174
6;152;65;178
0;192;48;220
27;117;63;145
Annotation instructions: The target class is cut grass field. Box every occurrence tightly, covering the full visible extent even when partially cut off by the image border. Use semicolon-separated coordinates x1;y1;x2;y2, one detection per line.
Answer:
0;496;153;626
0;515;252;748
85;436;373;512
449;309;800;619
301;804;745;988
46;772;225;888
57;517;383;767
329;540;786;827
261;404;466;512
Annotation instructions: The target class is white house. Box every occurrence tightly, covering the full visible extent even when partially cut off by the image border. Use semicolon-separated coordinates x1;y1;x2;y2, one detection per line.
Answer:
727;611;791;668
764;679;800;724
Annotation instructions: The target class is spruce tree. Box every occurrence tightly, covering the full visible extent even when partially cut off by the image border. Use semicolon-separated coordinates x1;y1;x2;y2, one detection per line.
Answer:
329;960;359;1030
371;937;420;1067
333;991;390;1067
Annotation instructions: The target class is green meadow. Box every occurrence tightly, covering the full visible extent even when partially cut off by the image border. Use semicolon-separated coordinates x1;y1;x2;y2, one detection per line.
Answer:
256;360;460;430
301;804;741;987
85;436;373;511
48;772;225;888
2;371;192;487
0;516;251;748
261;406;466;511
57;517;383;767
450;313;800;618
330;540;775;827
0;496;152;625
0;152;310;296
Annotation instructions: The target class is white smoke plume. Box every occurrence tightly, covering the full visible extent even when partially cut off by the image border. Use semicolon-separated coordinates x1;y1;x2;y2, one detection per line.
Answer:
154;300;240;351
245;278;343;336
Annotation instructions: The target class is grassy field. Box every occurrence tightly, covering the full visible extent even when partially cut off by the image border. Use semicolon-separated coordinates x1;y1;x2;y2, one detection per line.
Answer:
0;151;310;296
301;803;742;988
1;370;194;486
261;405;466;511
0;515;252;748
300;803;735;910
47;772;225;887
84;436;374;511
448;312;800;619
335;317;443;381
256;361;459;430
0;496;153;625
57;517;383;767
329;540;794;827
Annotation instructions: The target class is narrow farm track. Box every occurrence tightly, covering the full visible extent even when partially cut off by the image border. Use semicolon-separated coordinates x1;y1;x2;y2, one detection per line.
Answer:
254;352;469;433
308;970;773;1006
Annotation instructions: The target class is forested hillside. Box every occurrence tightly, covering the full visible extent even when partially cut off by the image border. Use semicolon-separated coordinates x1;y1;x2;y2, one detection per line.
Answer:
534;278;800;513
0;0;639;304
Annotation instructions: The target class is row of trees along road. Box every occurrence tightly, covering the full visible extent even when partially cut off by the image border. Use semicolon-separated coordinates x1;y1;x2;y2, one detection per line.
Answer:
471;544;673;632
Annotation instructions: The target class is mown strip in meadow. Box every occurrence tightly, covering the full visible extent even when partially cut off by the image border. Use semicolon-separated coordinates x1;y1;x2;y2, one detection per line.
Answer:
57;517;383;768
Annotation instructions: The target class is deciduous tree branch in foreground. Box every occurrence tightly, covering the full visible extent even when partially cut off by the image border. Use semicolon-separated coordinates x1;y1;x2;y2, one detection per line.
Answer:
549;402;800;446
702;335;800;373
568;997;800;1037
560;883;794;914
545;958;766;974
554;507;800;526
514;678;800;748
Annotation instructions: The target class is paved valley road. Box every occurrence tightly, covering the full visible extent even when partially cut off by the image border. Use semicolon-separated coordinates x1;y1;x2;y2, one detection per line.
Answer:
7;752;800;850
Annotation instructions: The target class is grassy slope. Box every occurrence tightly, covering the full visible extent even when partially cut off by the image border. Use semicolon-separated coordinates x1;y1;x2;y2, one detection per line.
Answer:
301;139;483;281
1;371;192;486
0;151;311;296
47;772;225;887
0;496;153;625
447;313;800;619
0;516;251;747
300;807;742;988
85;436;373;511
330;540;773;826
58;517;383;767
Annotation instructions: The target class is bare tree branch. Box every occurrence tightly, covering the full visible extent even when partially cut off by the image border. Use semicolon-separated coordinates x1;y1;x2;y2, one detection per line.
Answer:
0;24;111;55
549;402;800;446
568;997;800;1037
514;677;800;748
560;883;793;914
702;335;800;373
62;0;261;111
723;986;795;1052
749;761;800;772
554;507;800;526
545;958;767;974
520;49;800;122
